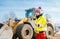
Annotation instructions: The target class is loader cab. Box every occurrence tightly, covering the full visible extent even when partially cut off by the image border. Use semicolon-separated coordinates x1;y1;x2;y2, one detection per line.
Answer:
25;8;36;20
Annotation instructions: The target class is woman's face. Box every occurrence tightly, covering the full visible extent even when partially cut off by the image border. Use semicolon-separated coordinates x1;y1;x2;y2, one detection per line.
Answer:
36;12;40;16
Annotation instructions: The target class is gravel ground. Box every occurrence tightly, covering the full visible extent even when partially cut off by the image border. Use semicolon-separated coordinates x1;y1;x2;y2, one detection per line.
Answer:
51;31;60;39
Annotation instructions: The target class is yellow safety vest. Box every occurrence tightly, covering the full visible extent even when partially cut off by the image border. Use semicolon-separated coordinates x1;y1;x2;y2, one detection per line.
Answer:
34;16;47;32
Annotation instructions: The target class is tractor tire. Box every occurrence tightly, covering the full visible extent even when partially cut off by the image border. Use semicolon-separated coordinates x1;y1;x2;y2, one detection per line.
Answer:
16;23;35;39
46;25;54;38
12;33;18;39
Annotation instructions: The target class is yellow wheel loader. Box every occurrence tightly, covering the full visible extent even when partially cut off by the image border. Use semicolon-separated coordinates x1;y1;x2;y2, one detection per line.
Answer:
8;8;36;39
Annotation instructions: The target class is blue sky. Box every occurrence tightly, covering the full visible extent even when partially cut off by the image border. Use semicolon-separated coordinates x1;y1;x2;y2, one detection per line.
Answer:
0;0;60;23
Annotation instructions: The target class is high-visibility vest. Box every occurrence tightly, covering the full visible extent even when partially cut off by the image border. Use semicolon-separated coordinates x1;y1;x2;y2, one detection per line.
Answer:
34;16;47;31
